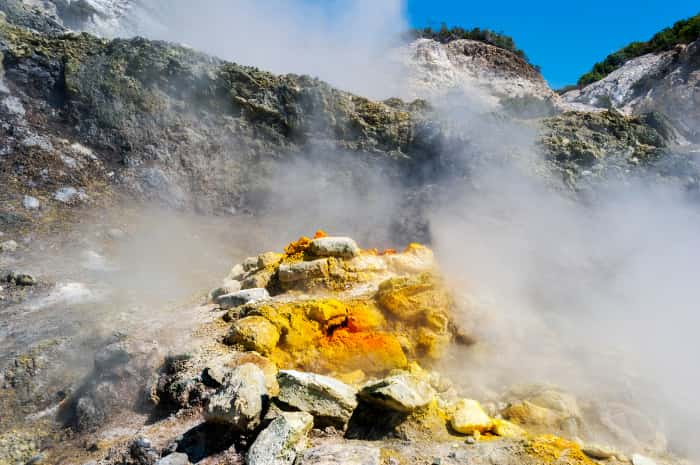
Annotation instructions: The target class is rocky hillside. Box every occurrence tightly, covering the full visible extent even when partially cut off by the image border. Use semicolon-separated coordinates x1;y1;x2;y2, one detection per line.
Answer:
402;38;561;113
563;39;700;143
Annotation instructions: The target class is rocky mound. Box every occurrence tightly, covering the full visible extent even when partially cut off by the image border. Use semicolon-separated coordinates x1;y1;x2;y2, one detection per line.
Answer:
0;233;678;465
402;38;561;114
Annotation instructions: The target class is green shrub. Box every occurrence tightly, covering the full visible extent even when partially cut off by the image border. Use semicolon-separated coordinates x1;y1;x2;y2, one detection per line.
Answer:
409;23;534;66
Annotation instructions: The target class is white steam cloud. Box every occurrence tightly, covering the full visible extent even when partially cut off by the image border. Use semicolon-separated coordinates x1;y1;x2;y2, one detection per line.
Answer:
116;0;408;99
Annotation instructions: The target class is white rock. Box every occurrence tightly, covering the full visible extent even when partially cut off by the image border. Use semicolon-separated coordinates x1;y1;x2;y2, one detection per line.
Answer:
309;237;360;258
215;288;270;309
246;412;313;465
22;195;40;210
208;279;242;302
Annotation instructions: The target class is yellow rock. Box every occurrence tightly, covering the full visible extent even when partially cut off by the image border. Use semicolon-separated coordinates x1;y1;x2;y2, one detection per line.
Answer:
306;299;347;328
503;400;563;428
492;418;528;438
226;316;280;355
525;435;597;465
450;399;494;435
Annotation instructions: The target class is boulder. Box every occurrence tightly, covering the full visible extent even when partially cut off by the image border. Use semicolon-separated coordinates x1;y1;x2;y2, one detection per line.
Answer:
359;373;435;413
205;363;268;432
246;411;313;465
450;399;493;435
277;370;358;428
243;257;259;271
216;288;270;309
208;279;241;302
225;316;280;355
0;240;17;253
277;259;329;283
296;443;381;465
309;237;360;258
156;453;191;465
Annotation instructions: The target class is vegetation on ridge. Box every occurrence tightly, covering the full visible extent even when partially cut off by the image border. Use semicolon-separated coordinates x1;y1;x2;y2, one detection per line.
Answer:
409;23;535;67
577;12;700;87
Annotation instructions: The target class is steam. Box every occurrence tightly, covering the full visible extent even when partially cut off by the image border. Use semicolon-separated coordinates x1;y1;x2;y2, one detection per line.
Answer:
115;0;408;99
4;1;698;460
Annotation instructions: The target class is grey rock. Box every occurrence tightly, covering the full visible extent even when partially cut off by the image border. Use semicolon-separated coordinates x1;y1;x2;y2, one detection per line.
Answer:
215;288;270;309
277;259;328;283
309;237;360;258
0;240;17;253
359;373;435;413
246;411;313;465
156;453;191;465
22;195;40;210
205;363;268;432
296;443;381;465
208;279;242;302
277;370;358;428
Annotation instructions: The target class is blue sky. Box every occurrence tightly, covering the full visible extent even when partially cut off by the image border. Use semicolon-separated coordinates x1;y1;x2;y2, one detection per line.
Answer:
406;1;699;88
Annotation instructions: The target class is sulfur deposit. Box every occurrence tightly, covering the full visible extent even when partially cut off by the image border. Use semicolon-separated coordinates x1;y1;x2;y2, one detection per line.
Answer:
215;232;459;379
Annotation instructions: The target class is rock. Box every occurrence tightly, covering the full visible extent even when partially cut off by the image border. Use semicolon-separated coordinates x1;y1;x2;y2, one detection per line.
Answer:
22;195;40;210
53;186;88;203
258;252;283;268
215;288;270;309
359;373;435;413
75;396;104;432
208;279;242;302
6;271;36;286
227;263;246;281
492;419;527;438
297;443;381;465
632;454;658;465
241;270;274;290
450;399;493;435
582;444;617;460
0;240;17;253
277;259;329;283
243;257;259;271
225;316;280;355
205;363;268;432
309;237;360;258
129;437;159;465
156;453;191;465
246;411;313;465
277;370;358;428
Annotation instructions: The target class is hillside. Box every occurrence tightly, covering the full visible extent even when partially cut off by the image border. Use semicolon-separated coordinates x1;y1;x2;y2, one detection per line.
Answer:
577;13;700;86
